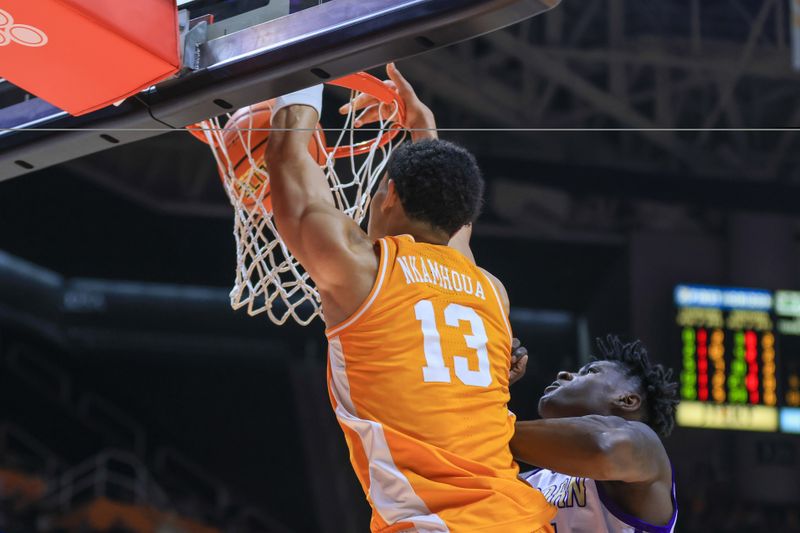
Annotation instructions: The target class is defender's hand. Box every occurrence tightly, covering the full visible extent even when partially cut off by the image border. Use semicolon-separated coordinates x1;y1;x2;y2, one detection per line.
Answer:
510;338;529;386
339;63;437;141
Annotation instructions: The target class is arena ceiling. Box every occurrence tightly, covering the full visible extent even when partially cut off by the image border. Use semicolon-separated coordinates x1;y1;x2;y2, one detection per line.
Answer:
4;0;800;245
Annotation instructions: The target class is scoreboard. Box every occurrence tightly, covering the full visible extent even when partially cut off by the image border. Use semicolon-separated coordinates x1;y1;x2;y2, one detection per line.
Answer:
675;284;800;433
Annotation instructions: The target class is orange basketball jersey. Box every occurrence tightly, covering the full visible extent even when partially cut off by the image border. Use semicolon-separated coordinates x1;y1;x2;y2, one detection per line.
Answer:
325;235;556;532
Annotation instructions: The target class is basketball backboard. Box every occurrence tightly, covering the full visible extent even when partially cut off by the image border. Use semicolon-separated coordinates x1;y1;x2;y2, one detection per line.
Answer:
0;0;561;181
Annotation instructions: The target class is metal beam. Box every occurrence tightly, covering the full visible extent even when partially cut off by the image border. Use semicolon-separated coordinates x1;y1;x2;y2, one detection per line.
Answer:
487;30;698;165
698;0;778;140
399;0;800;183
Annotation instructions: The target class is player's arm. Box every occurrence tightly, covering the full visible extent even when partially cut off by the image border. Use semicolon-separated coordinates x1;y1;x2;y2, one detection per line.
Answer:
448;224;511;315
373;67;510;313
510;415;669;483
480;267;510;315
266;89;376;297
339;63;511;316
357;69;509;312
448;223;476;263
450;223;529;383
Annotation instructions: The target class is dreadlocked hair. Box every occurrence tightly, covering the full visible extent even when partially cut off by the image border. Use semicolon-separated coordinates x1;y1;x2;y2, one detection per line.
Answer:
595;335;679;438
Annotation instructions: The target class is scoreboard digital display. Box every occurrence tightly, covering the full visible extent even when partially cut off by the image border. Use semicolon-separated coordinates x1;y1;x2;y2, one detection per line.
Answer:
675;285;800;433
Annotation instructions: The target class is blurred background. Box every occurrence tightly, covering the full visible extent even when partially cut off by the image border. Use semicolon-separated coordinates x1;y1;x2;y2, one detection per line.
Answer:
1;0;800;531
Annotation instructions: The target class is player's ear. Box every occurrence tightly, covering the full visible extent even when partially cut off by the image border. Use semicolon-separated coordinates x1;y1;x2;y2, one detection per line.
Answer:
613;392;641;413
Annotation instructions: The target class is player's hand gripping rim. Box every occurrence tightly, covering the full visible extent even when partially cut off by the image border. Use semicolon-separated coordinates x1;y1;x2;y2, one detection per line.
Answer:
339;63;437;141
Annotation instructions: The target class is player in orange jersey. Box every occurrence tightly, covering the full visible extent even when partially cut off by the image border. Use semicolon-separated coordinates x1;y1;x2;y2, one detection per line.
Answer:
265;64;556;532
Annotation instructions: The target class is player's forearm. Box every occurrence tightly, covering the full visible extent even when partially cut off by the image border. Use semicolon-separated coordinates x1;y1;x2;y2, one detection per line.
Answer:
512;418;611;478
512;416;655;481
409;107;438;143
266;105;334;226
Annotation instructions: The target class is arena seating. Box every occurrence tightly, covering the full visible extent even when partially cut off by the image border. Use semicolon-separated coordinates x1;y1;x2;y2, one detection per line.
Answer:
0;333;287;533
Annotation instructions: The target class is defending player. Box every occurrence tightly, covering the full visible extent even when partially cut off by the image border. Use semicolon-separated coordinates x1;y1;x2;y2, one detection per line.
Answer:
511;336;679;532
265;65;555;532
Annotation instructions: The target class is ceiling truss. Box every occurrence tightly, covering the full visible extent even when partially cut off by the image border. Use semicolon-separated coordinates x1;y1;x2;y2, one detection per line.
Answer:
401;0;800;183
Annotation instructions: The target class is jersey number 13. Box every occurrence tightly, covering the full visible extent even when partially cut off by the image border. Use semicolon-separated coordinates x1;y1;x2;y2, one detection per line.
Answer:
414;300;492;387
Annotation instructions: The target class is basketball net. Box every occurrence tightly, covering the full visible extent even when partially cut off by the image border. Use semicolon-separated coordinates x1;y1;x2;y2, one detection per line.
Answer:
191;73;406;325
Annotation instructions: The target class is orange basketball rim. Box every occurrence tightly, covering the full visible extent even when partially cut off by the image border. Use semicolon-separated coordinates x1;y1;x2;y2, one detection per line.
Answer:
189;71;407;161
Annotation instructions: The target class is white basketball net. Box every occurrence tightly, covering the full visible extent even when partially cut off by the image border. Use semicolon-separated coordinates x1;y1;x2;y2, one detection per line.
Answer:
194;86;406;325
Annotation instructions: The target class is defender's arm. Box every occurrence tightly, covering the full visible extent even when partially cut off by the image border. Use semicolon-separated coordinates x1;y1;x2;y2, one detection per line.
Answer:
511;415;668;483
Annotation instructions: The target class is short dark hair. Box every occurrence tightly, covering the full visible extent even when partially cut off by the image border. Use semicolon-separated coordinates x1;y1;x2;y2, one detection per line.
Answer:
595;335;679;438
386;139;484;236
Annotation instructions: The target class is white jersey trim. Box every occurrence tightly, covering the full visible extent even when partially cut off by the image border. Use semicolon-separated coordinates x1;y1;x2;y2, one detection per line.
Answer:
326;238;390;338
477;269;513;343
328;337;449;532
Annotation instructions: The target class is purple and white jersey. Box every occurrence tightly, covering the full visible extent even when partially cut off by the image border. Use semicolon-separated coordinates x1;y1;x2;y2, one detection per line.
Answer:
522;468;677;533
